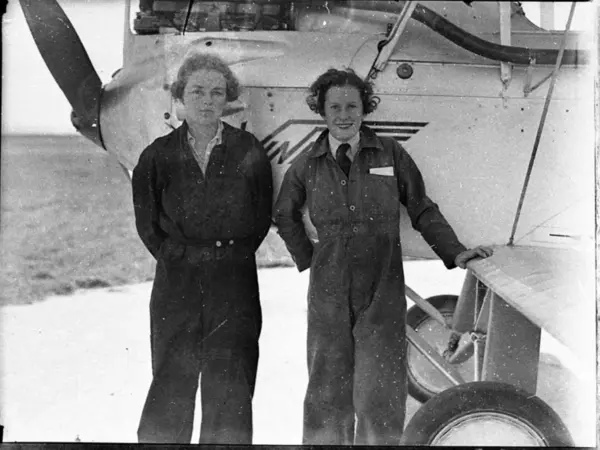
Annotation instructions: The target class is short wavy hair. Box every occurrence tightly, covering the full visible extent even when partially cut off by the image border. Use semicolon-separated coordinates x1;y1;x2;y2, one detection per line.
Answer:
171;53;240;102
306;68;379;116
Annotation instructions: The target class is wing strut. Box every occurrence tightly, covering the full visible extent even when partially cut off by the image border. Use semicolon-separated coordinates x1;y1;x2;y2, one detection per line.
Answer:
508;2;577;245
367;1;417;80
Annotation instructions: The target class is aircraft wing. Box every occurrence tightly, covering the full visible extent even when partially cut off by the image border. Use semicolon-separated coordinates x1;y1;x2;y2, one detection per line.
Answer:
466;245;595;365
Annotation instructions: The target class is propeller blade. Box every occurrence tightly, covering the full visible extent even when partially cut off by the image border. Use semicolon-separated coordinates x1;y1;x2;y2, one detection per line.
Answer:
19;0;103;146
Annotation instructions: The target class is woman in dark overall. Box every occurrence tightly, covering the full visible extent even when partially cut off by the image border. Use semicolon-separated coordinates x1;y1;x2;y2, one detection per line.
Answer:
274;68;492;445
133;53;273;444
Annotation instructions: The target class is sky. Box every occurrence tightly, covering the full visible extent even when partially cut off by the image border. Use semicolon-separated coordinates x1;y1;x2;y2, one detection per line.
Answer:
2;0;125;135
1;0;595;135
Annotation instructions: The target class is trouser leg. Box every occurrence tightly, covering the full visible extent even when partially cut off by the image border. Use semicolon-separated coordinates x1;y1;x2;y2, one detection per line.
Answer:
137;261;202;443
303;300;354;445
353;294;407;445
199;347;259;443
348;237;407;445
198;257;261;444
137;328;202;443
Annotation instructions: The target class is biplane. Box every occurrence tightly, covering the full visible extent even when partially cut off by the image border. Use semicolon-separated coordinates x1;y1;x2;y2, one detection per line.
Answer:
19;0;596;445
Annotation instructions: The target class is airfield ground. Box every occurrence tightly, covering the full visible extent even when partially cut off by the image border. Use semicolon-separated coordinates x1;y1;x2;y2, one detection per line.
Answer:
0;263;596;445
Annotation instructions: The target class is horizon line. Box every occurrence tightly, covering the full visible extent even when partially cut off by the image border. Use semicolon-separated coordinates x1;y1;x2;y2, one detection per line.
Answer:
2;131;82;137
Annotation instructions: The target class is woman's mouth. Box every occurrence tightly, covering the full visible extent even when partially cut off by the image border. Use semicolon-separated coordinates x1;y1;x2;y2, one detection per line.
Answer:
336;123;354;129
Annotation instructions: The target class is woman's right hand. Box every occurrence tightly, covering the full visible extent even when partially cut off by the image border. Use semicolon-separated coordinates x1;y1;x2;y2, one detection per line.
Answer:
454;246;494;269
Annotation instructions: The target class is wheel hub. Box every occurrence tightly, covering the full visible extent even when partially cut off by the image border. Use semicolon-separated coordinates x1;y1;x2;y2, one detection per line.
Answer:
431;411;548;446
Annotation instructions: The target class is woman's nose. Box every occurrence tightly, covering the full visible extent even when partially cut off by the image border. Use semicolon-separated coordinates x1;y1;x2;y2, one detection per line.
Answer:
202;93;212;104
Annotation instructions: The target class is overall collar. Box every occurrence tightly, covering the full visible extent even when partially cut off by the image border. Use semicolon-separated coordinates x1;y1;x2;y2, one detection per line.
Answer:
176;120;231;150
328;131;360;157
309;124;384;159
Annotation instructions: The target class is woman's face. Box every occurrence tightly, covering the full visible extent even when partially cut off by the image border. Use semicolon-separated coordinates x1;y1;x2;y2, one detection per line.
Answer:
181;69;227;126
322;84;364;142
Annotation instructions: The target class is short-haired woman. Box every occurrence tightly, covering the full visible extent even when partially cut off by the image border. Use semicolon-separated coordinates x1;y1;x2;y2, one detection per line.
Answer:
274;68;492;445
133;53;273;444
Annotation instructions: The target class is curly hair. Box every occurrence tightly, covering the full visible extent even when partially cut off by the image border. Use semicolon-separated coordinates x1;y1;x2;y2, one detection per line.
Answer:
306;68;379;116
171;53;240;102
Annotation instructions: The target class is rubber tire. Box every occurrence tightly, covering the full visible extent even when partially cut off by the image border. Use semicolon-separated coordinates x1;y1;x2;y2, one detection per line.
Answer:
400;381;574;446
406;294;465;403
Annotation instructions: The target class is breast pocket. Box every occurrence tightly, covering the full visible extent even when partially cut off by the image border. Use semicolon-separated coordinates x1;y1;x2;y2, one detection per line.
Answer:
307;162;347;227
362;174;399;217
222;173;249;207
212;171;253;224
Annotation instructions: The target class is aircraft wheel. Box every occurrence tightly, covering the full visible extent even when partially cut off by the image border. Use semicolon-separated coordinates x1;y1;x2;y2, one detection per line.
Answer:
406;295;474;403
400;381;574;446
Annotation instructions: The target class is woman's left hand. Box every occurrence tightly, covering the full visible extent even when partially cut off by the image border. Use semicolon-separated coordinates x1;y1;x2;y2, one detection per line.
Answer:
454;246;494;269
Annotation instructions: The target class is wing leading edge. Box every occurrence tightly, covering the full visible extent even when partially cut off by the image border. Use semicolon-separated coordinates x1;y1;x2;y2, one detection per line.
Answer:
466;245;595;365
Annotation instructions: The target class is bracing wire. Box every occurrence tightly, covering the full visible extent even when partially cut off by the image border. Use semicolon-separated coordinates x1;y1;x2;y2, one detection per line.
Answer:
508;2;578;245
182;0;195;35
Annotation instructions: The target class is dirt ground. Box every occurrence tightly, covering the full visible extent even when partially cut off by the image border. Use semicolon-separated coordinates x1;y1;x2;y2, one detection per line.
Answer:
0;263;596;445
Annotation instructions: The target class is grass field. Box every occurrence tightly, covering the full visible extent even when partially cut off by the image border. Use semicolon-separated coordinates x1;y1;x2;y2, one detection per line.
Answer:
0;135;292;306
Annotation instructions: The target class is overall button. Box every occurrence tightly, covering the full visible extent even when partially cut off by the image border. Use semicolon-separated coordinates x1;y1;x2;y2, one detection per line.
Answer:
197;179;202;184
216;241;222;247
341;180;347;186
349;205;356;211
352;226;359;233
229;240;234;245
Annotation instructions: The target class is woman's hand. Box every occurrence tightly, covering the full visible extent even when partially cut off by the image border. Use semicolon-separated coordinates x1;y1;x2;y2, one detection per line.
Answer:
454;246;494;269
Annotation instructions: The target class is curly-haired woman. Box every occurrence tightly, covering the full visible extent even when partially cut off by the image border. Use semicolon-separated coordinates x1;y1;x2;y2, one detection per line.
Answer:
133;53;272;444
274;68;492;445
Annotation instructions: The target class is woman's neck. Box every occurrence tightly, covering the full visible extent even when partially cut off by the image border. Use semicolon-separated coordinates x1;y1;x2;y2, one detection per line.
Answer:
187;120;219;141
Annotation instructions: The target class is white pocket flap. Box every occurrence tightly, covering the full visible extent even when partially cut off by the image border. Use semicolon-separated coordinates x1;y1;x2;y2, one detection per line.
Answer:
369;166;394;176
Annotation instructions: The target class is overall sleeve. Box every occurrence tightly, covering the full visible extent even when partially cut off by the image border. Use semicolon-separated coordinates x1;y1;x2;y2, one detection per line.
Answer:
274;159;313;272
248;137;274;251
132;146;167;259
394;144;467;269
